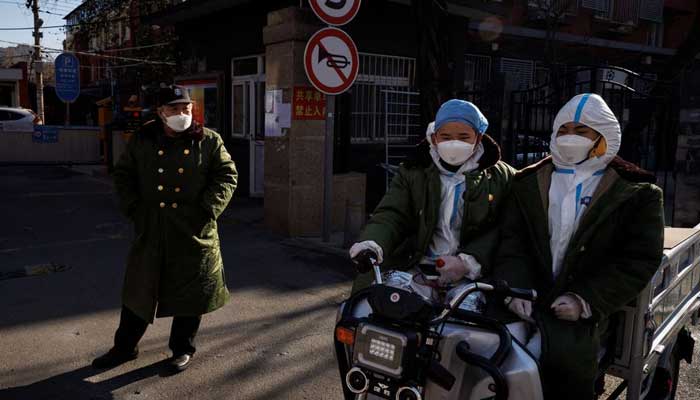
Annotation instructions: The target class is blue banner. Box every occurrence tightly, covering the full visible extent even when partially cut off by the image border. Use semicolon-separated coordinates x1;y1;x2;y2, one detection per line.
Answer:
33;126;59;143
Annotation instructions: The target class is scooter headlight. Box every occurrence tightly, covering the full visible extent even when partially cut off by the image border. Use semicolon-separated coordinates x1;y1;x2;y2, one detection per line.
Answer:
353;324;407;378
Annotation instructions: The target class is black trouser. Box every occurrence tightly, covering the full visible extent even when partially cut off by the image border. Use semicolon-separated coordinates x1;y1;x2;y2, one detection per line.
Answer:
114;306;202;356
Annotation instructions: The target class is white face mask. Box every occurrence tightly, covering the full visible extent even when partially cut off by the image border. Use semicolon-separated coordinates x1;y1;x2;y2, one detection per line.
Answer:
556;135;595;164
162;113;192;132
436;140;474;166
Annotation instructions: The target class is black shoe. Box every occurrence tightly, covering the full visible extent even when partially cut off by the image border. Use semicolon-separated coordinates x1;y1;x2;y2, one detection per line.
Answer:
168;353;193;372
92;347;139;369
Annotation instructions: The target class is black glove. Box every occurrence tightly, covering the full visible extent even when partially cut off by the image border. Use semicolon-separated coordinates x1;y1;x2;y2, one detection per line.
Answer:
352;249;377;274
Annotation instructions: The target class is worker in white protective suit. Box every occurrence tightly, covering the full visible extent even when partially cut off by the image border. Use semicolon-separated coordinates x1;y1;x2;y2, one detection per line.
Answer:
348;99;516;292
492;93;665;399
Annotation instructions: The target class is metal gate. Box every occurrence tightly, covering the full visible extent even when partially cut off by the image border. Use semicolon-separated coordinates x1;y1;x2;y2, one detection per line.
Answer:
506;65;679;220
383;89;422;189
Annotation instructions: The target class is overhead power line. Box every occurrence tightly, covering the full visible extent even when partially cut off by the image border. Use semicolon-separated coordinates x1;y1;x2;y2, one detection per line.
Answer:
0;38;177;66
0;15;132;30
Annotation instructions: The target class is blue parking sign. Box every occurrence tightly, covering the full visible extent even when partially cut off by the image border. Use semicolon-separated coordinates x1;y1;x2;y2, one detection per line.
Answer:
55;53;80;103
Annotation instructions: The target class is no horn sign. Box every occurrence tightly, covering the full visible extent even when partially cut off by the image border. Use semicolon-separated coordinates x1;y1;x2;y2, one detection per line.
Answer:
303;27;359;96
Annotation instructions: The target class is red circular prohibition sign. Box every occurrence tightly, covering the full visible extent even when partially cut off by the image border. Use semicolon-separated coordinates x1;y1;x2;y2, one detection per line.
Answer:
308;0;362;26
304;27;359;95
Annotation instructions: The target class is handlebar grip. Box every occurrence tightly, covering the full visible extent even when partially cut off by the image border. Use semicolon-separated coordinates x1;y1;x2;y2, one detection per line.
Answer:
494;280;537;302
352;249;377;274
508;287;537;302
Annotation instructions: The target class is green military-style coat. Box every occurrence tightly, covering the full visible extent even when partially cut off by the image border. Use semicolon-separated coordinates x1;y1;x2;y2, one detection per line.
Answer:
354;135;516;291
491;156;664;399
113;119;238;322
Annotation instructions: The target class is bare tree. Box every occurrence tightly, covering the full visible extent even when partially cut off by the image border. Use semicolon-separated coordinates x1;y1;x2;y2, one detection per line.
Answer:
528;0;576;96
66;0;178;90
411;0;452;128
620;8;700;165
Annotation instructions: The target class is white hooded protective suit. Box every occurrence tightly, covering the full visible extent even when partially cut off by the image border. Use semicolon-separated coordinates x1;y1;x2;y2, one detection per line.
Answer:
421;122;482;278
548;93;622;317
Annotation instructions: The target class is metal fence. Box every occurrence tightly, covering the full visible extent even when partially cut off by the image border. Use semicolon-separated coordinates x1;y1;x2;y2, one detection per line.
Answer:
350;52;416;143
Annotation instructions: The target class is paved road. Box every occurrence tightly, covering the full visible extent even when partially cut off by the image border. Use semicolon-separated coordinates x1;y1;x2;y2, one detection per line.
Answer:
1;166;698;400
0;166;352;400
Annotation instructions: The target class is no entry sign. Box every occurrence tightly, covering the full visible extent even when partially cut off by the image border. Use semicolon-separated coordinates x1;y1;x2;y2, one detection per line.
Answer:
309;0;361;26
304;27;359;95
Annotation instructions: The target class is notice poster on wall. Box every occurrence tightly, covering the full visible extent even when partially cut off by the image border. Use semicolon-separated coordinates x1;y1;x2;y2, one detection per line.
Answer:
264;89;291;137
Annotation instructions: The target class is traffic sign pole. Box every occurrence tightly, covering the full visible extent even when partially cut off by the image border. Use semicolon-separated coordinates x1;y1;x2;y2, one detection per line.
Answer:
307;0;361;243
322;95;336;243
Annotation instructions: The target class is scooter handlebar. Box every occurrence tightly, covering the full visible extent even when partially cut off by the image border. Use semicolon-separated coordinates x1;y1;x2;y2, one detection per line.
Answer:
432;280;537;323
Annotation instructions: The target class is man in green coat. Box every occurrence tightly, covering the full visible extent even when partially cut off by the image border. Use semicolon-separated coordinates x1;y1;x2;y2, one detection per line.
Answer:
350;99;515;289
492;94;664;399
92;85;237;372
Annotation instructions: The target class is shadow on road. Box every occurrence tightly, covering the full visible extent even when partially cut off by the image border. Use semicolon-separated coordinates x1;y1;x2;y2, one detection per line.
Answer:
0;360;174;400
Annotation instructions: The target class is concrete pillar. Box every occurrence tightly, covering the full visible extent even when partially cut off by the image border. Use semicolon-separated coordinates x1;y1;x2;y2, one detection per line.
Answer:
262;7;325;236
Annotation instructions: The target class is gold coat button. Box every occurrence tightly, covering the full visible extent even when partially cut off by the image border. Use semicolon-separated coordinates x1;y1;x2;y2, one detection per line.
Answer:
158;168;164;173
159;202;166;208
174;187;181;193
158;150;164;156
157;185;164;191
171;203;178;209
178;168;184;174
184;149;190;155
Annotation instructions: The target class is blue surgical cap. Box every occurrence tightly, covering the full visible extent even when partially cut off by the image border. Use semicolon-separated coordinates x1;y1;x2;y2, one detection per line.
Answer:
434;99;489;135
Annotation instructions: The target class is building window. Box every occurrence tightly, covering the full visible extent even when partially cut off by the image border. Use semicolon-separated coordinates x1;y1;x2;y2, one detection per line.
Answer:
232;56;263;77
528;0;578;15
582;0;610;12
464;54;491;91
647;22;664;47
232;82;247;136
639;0;664;23
500;58;534;91
231;55;265;139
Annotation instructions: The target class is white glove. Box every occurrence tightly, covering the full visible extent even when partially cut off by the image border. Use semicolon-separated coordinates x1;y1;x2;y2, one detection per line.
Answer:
436;254;482;286
551;294;583;321
507;298;533;322
436;256;466;286
349;240;384;264
457;253;482;280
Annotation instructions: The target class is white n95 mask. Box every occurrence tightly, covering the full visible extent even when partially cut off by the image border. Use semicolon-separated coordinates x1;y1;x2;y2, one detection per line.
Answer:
555;135;595;164
437;140;474;166
162;113;192;132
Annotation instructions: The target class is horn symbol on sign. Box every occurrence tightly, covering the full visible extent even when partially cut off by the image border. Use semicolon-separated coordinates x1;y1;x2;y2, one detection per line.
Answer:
318;47;351;69
325;0;347;10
